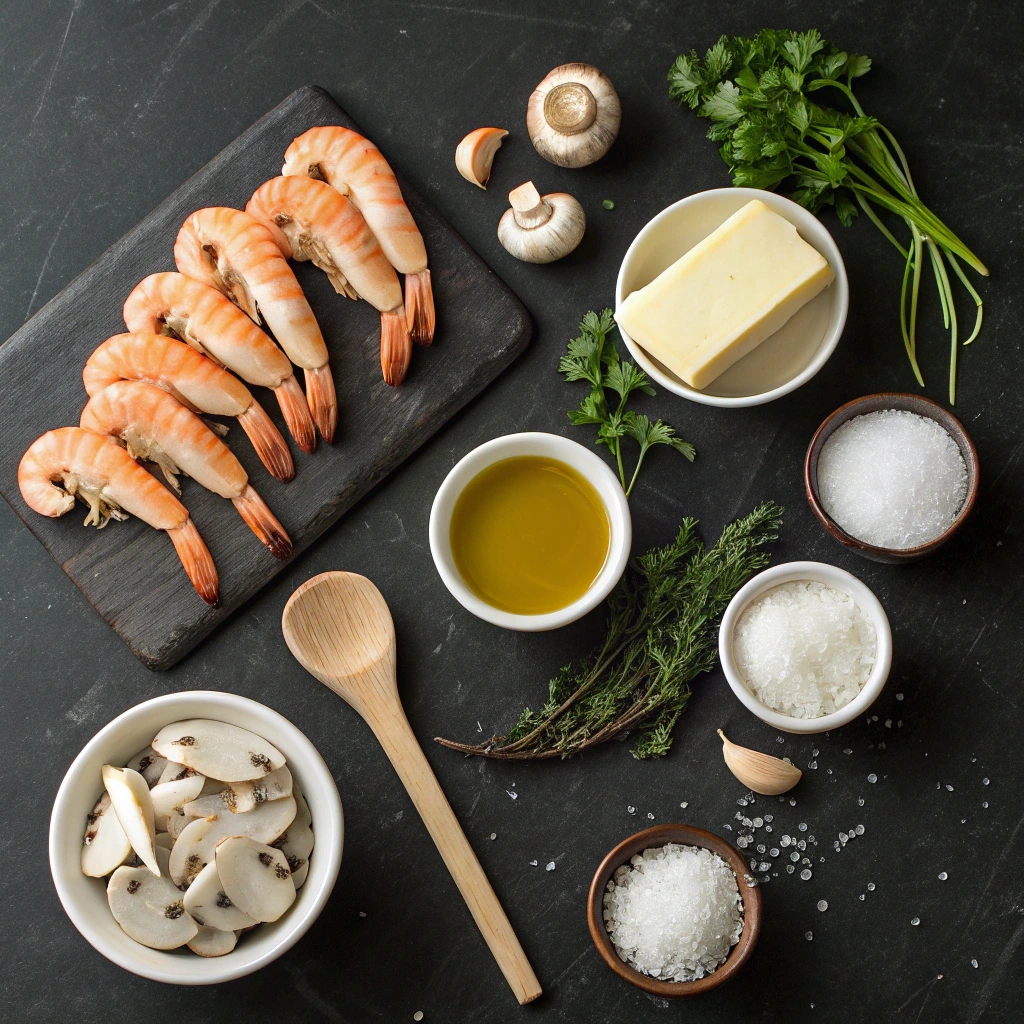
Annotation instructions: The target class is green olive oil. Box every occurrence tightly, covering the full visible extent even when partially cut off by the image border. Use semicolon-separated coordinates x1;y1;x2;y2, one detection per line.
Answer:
449;456;610;615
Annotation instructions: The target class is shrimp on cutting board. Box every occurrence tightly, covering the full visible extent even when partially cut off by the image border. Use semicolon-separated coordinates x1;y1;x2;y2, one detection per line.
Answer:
174;207;336;443
83;332;295;483
282;126;435;346
81;381;292;560
124;273;317;454
18;427;219;605
246;175;413;386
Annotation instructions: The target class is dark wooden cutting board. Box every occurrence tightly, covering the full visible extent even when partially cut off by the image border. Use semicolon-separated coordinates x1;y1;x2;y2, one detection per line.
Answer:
0;86;530;671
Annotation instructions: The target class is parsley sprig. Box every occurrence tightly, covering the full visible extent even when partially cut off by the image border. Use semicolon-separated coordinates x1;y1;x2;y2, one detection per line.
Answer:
668;29;988;403
559;309;694;496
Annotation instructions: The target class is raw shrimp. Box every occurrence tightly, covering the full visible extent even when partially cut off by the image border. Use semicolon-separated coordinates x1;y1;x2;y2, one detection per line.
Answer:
124;273;316;454
174;207;336;443
246;176;412;386
81;381;292;560
18;427;218;605
83;332;295;483
282;126;435;346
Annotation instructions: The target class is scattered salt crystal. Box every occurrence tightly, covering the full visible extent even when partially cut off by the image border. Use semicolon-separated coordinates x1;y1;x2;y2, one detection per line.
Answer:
897;693;904;701
946;785;954;792
799;823;808;832
647;812;655;820
359;911;367;918
529;860;538;866
602;844;742;983
545;861;556;872
855;824;865;836
753;817;763;828
805;931;813;940
628;806;636;815
733;581;877;718
938;871;948;880
680;801;689;808
817;409;968;548
817;900;828;912
971;959;979;969
789;798;797;806
413;1013;424;1022
858;797;865;807
867;774;878;784
506;790;518;800
490;833;497;840
911;917;920;926
983;801;989;809
983;778;990;786
844;748;853;755
800;869;812;881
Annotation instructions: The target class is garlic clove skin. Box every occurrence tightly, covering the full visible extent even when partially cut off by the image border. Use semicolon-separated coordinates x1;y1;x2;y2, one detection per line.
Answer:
527;63;621;168
718;729;802;796
455;127;508;189
498;181;585;264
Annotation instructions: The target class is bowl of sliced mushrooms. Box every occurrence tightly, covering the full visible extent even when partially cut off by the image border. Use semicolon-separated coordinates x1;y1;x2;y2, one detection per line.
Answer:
49;690;343;984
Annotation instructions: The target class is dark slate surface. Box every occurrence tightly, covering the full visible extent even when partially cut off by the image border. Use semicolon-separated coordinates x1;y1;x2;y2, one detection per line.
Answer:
1;2;1021;1022
0;85;530;670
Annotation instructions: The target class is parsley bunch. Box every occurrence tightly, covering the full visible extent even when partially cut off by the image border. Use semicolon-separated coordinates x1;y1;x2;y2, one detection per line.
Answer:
558;309;694;497
668;29;988;403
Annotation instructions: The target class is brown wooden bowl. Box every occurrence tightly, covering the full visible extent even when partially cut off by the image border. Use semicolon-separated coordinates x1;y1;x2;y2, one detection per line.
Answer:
805;393;980;564
586;824;762;997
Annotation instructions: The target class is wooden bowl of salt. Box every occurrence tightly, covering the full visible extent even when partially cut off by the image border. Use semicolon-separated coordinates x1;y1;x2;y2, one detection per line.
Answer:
587;823;762;997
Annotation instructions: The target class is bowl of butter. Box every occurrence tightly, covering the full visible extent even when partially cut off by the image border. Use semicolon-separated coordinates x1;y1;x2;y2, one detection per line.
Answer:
615;189;848;408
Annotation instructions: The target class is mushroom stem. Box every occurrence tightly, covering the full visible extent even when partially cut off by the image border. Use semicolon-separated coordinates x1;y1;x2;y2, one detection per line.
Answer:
543;82;597;135
508;182;553;230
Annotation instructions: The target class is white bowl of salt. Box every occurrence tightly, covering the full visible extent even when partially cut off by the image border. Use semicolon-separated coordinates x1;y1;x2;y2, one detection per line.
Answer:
719;561;893;734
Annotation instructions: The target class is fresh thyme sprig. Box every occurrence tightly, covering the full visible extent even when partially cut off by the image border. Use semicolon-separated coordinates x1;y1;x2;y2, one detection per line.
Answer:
668;29;988;403
560;309;694;497
435;502;783;760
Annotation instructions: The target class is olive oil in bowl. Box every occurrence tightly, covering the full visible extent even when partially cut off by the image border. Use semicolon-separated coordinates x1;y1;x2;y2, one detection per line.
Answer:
449;456;610;615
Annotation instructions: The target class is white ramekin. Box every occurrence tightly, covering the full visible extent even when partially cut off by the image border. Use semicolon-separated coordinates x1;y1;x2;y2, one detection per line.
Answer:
49;691;343;985
718;561;892;734
615;188;849;408
428;432;632;631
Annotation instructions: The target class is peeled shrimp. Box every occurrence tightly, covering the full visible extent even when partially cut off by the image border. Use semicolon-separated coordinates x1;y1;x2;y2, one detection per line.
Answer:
83;333;294;483
124;273;316;454
18;427;218;605
246;176;413;386
282;127;435;346
81;381;292;560
174;207;336;443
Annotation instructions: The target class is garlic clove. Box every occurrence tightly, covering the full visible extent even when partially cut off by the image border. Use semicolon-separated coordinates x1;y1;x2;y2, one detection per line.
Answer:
527;63;621;168
150;773;206;833
498;181;585;264
126;747;170;788
102;765;161;876
188;923;238;957
107;865;198;950
183;860;258;932
228;765;292;814
169;815;219;888
718;729;802;795
455;127;508;189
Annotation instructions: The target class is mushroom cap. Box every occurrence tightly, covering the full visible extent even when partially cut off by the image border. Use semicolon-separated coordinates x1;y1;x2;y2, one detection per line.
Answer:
527;63;621;168
498;189;586;264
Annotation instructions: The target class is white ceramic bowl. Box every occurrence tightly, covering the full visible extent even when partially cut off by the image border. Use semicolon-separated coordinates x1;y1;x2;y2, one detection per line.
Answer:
50;691;343;985
429;432;632;631
718;561;892;734
615;188;849;407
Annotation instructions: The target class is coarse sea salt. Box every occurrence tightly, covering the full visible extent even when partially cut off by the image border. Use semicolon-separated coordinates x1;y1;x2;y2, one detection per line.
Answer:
602;844;743;982
733;581;876;719
817;409;967;549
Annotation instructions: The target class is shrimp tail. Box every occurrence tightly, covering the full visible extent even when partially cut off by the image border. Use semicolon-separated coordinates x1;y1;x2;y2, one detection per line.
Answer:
275;374;317;454
304;365;337;443
237;402;295;482
167;518;220;606
231;484;293;560
404;270;435;346
381;309;413;387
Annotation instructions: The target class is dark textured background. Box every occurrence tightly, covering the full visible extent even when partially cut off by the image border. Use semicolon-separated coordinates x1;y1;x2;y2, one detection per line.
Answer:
1;1;1021;1021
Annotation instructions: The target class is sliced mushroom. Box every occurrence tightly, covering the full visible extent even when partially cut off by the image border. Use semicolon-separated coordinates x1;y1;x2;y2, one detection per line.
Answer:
156;760;199;786
107;865;198;950
229;766;292;813
151;720;286;782
183;861;257;931
169;815;219;888
273;817;313;869
126;747;170;788
455;127;508;188
166;805;194;840
184;791;235;819
102;765;160;876
292;786;312;832
290;858;309;890
188;923;238;957
216;837;296;923
497;181;585;263
150;774;206;832
527;63;621;168
81;792;132;878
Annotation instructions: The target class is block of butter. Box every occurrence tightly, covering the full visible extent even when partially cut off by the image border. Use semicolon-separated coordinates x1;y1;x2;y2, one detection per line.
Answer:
616;200;834;391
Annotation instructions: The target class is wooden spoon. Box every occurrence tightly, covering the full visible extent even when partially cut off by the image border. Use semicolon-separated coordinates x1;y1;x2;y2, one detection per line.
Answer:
282;571;542;1005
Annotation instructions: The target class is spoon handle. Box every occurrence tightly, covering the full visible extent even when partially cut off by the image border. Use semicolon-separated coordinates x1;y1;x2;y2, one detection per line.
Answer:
371;708;542;1005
